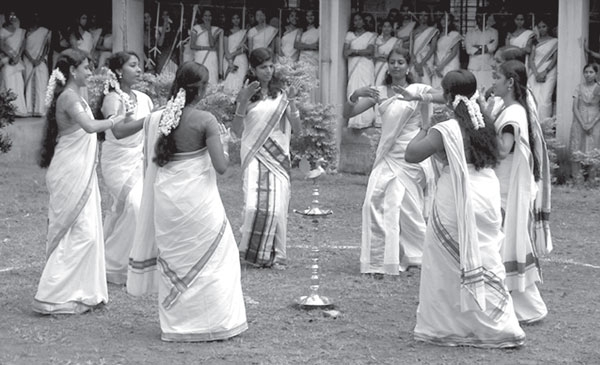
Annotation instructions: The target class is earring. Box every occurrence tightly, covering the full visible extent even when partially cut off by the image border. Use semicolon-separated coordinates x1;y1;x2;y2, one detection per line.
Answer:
117;72;122;79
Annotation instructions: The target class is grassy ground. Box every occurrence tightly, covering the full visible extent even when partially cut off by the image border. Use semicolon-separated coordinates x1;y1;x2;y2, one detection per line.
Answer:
1;156;600;365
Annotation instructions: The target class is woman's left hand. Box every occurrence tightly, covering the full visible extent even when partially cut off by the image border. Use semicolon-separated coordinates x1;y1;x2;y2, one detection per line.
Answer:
287;79;301;99
392;84;418;101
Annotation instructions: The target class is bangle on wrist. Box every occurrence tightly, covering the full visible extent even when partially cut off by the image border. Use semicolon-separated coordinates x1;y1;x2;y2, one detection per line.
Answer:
109;117;115;128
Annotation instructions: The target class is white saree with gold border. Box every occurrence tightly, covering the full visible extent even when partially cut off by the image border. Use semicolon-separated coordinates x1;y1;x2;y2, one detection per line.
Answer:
494;104;548;323
414;119;525;348
101;90;154;284
154;147;247;342
345;30;376;129
360;84;434;275
238;93;291;267
33;100;108;314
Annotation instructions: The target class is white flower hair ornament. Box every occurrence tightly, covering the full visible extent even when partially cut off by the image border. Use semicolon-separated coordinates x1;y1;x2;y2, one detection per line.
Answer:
44;68;66;108
103;69;137;114
158;88;187;136
452;90;485;130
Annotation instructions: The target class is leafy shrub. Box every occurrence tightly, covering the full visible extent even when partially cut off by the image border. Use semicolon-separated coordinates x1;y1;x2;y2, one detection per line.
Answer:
0;90;16;153
87;61;338;170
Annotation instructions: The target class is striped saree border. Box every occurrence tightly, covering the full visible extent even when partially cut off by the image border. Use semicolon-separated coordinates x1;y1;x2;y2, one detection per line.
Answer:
157;218;228;310
414;332;525;349
161;322;248;342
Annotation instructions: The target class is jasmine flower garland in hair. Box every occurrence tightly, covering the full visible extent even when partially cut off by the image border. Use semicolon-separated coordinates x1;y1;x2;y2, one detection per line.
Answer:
44;68;66;108
452;91;485;130
103;69;137;114
158;88;186;136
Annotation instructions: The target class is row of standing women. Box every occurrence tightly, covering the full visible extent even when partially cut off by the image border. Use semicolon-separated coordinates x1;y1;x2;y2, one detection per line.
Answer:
343;11;558;129
149;8;319;94
33;46;300;341
346;44;552;347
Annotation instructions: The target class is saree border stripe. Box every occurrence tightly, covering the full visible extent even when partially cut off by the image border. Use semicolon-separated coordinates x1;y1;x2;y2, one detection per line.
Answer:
414;332;525;348
161;322;248;342
129;257;158;270
241;96;288;172
431;207;510;320
245;162;276;265
159;218;228;310
47;155;97;259
262;137;291;175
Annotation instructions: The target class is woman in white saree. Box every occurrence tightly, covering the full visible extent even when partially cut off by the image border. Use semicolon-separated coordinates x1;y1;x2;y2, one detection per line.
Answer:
191;9;223;85
528;19;557;121
506;13;534;70
153;62;247;341
100;52;154;284
345;47;433;275
431;14;461;90
295;10;319;102
373;20;400;86
233;48;302;269
23;12;51;117
247;9;278;53
0;12;27;116
405;69;524;348
344;13;376;129
34;49;124;314
279;10;301;62
493;60;548;324
223;12;248;94
410;11;439;86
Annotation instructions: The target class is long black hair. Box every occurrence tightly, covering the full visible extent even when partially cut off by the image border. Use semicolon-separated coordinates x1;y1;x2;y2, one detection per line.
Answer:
38;48;88;168
499;60;541;181
441;69;499;170
243;47;284;103
153;61;209;167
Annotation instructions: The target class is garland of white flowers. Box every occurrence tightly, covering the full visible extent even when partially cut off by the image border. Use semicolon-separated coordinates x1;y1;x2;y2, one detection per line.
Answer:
158;88;186;136
44;68;66;108
103;69;137;114
452;90;485;130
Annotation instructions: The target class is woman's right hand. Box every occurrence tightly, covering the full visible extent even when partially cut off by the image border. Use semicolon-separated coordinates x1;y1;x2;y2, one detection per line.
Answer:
352;86;379;101
238;79;261;102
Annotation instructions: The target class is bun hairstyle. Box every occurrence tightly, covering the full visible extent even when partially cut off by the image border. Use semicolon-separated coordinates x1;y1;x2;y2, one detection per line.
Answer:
244;47;284;103
441;69;499;170
154;62;209;167
38;48;88;168
498;60;541;181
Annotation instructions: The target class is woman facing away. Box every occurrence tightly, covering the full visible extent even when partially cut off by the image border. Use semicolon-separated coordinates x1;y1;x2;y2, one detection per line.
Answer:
33;48;124;314
222;12;248;94
528;18;558;122
344;47;433;276
152;61;247;342
247;9;278;53
373;20;401;86
344;13;376;129
431;13;461;90
405;69;525;348
191;9;222;85
279;9;301;62
492;60;548;324
233;47;302;270
570;63;600;179
100;51;154;285
23;11;51;117
0;11;27;117
410;10;439;85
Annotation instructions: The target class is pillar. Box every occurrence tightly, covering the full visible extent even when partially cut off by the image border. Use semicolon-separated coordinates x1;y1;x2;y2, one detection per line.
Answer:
320;0;352;171
112;0;144;58
556;0;589;145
